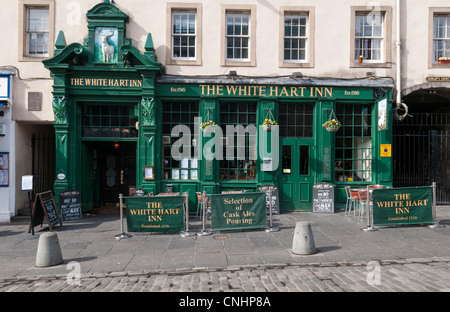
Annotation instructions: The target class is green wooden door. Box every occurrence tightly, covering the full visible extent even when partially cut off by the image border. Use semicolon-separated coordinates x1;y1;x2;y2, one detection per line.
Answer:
279;138;314;211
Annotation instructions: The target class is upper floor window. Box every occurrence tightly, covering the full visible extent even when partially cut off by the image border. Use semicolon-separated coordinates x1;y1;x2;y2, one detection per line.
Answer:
19;0;54;62
283;14;308;62
26;7;50;57
350;6;392;68
279;7;314;68
221;5;256;67
172;11;196;60
166;3;202;66
226;13;250;61
355;12;383;62
433;14;450;63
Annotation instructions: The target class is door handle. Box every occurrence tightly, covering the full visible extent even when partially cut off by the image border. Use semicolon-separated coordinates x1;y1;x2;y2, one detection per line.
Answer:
120;170;124;184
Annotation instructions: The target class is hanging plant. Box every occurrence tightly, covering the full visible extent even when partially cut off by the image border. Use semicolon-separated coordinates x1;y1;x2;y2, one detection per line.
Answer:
323;108;341;132
262;108;278;131
200;120;216;133
200;108;216;133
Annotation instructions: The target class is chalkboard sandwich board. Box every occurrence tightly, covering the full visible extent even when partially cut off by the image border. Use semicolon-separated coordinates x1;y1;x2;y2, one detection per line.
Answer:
28;191;62;232
258;185;280;215
313;183;334;213
59;190;82;221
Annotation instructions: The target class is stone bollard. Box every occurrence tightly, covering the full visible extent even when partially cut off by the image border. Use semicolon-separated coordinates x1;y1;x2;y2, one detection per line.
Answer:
35;232;64;267
292;221;317;255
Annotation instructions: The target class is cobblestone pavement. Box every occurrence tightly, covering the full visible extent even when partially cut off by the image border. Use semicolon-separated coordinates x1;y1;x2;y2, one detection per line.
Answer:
1;206;449;297
1;258;449;293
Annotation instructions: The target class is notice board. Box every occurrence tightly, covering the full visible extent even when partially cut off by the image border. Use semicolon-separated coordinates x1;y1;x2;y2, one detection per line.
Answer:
29;191;62;232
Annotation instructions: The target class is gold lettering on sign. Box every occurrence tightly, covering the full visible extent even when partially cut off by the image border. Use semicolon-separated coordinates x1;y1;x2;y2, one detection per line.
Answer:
70;78;142;87
198;84;333;98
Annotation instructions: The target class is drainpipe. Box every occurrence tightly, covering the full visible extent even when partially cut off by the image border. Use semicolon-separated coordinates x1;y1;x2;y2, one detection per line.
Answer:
394;0;408;120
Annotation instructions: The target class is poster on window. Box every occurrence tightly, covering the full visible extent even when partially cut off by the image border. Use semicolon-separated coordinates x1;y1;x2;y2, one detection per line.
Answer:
378;98;388;131
0;153;8;187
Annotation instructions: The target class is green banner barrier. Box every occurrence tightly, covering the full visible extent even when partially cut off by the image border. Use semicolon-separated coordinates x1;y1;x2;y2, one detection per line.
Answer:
372;186;433;226
210;192;267;231
125;196;184;232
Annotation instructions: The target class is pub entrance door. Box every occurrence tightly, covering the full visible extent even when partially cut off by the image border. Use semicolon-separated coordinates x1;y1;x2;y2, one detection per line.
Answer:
99;143;137;203
279;137;315;211
81;141;136;209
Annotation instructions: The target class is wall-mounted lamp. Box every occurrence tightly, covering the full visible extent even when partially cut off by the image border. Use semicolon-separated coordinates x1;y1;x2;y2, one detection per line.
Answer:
291;72;303;78
114;141;120;149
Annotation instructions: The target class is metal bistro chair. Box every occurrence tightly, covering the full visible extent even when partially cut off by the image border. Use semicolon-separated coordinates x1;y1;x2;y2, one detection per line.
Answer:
357;187;370;222
349;189;361;218
196;192;203;217
345;186;356;217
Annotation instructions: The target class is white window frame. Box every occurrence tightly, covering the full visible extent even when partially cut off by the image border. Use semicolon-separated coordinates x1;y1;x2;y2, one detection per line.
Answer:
283;14;308;63
354;12;384;63
166;3;202;66
26;6;50;57
19;0;55;62
225;13;250;62
350;6;392;68
221;5;256;67
171;11;197;61
432;14;450;63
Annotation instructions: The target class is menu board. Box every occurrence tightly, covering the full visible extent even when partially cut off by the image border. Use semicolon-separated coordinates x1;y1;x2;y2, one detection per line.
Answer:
257;185;279;215
29;191;62;232
313;183;334;213
59;190;82;221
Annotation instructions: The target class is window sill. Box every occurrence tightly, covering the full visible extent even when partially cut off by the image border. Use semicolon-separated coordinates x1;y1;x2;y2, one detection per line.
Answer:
19;55;50;62
279;61;314;68
167;59;202;66
429;63;450;69
350;61;391;68
221;60;256;67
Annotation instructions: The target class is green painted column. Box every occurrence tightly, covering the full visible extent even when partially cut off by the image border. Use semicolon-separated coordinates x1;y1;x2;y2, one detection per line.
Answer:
139;97;157;195
316;100;335;183
201;99;218;195
53;96;70;206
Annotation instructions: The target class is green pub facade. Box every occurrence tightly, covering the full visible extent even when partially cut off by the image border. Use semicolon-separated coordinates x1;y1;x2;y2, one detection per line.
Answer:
44;2;394;213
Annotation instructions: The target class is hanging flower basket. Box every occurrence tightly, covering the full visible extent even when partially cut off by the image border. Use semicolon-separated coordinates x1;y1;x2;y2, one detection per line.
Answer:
262;108;277;132
200;108;217;134
323;120;341;132
201;121;216;133
323;108;341;132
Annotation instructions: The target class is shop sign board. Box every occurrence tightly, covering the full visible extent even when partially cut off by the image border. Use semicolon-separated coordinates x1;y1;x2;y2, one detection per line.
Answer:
210;192;267;231
372;186;433;226
125;196;184;232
